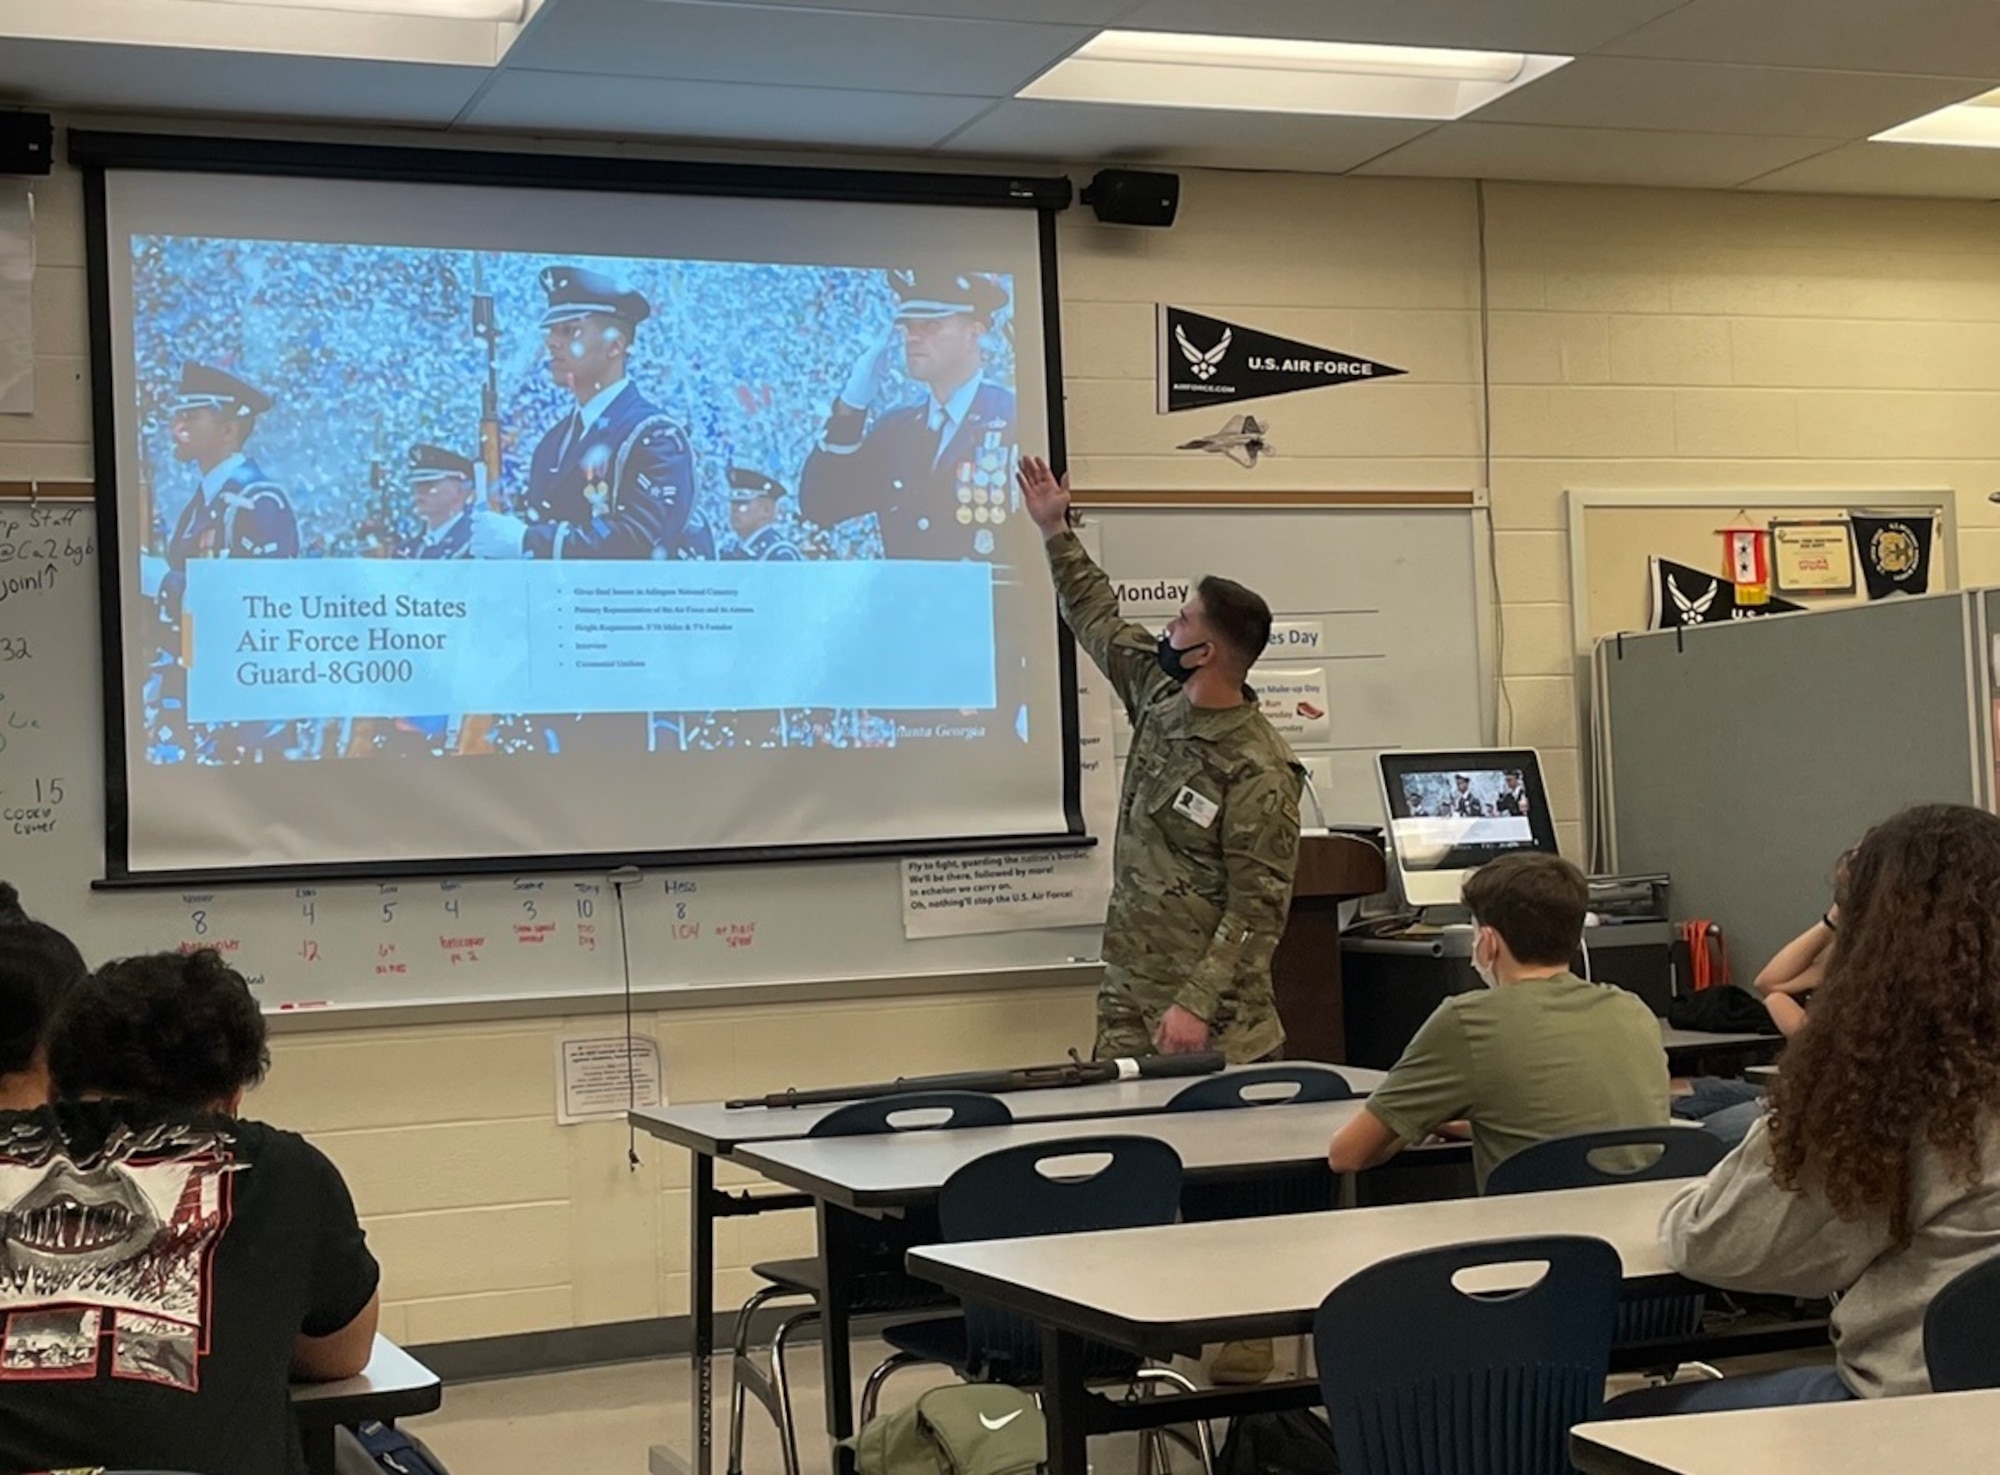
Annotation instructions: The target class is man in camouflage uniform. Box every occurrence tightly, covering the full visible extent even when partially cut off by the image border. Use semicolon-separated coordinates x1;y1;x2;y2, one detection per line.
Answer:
1016;455;1304;1065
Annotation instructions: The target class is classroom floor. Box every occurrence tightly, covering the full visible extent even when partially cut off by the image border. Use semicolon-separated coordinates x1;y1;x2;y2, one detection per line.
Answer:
402;1341;1830;1474
400;1337;1204;1474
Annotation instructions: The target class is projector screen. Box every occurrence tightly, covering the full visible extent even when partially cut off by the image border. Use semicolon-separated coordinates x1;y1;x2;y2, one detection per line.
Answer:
88;153;1074;879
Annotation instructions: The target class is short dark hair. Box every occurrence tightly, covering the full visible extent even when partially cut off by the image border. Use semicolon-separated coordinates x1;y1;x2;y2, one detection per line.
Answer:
50;949;269;1109
1461;853;1588;967
1196;575;1273;665
0;882;88;1078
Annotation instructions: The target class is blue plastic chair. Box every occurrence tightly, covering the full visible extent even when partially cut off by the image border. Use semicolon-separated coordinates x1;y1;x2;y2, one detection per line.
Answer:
1485;1126;1724;1350
1170;1064;1353;1222
1925;1252;2000;1391
1165;1063;1354;1113
1315;1235;1622;1475
1484;1126;1726;1197
865;1136;1214;1471
729;1091;1012;1475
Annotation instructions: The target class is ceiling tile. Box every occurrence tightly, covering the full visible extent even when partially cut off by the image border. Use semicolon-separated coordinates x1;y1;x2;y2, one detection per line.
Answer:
1113;0;1689;55
465;70;996;149
937;98;1433;172
509;0;1088;94
1353;122;1840;189
1746;141;2000;199
1600;0;2000;78
1471;58;1998;138
0;38;485;124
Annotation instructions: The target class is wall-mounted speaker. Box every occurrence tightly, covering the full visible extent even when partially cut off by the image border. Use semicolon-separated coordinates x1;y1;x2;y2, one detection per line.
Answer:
0;113;52;177
1079;168;1179;228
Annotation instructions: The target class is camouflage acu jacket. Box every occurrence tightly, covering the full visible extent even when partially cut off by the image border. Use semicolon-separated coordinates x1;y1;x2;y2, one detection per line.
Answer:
1048;532;1304;1061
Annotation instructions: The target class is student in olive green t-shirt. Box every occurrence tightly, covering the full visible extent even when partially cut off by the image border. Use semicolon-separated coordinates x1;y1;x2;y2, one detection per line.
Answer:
1328;852;1670;1188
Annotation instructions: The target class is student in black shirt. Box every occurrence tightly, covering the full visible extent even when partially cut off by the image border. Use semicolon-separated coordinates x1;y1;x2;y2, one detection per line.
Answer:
0;948;381;1475
0;881;89;1110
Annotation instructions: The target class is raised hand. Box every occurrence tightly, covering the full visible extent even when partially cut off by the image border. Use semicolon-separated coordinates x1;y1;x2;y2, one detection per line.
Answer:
1015;454;1072;539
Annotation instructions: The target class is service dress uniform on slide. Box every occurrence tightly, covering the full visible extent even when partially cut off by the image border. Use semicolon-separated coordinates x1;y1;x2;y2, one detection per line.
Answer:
799;268;1017;562
469;265;712;564
1017;458;1304;1065
155;362;301;764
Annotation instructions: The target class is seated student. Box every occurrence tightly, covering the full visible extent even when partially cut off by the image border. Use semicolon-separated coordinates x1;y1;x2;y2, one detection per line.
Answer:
1327;852;1670;1188
1610;804;2000;1414
0;881;89;1108
1669;850;1846;1147
0;948;381;1475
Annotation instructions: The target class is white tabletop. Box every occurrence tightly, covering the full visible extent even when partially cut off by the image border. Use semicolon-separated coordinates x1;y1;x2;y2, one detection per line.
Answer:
734;1098;1378;1208
633;1062;1386;1155
1659;1024;1775;1052
909;1179;1687;1355
292;1334;441;1408
1570;1388;2000;1475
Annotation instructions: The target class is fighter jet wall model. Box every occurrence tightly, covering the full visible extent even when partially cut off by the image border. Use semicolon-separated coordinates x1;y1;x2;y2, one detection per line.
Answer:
1176;414;1273;468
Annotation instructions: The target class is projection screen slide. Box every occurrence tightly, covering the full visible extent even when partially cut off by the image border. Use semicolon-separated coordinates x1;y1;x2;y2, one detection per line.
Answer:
84;143;1076;880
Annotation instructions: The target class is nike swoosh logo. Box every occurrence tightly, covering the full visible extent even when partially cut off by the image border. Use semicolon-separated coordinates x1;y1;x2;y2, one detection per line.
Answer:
980;1411;1024;1431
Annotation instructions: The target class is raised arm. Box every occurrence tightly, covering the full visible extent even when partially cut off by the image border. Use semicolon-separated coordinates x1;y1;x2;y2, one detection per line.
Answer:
1016;456;1165;718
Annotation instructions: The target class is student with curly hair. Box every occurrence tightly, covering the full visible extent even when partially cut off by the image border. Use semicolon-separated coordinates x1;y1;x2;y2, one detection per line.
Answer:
0;881;89;1108
1609;803;2000;1413
0;948;379;1475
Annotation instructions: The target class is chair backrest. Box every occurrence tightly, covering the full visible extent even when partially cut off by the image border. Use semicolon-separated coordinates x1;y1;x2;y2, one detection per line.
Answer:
939;1136;1184;1381
1925;1252;2000;1391
1315;1235;1622;1475
1166;1064;1354;1112
1484;1125;1726;1197
810;1090;1013;1138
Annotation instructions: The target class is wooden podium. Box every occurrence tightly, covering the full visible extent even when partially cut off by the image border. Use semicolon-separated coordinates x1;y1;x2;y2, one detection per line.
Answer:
1272;832;1387;1064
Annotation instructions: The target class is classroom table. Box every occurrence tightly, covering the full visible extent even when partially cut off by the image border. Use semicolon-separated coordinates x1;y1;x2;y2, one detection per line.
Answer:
1569;1388;2000;1475
291;1335;443;1475
733;1095;1463;1473
910;1180;1688;1475
1659;1023;1780;1065
630;1062;1385;1475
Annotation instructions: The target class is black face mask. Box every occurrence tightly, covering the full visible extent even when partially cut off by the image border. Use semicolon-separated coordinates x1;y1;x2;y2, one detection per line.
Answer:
1156;634;1209;683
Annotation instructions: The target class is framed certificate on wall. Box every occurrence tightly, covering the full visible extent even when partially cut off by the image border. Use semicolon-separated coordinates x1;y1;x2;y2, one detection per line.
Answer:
1772;520;1857;595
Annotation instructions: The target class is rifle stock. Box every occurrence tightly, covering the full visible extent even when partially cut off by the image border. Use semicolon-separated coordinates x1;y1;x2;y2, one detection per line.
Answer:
725;1050;1226;1111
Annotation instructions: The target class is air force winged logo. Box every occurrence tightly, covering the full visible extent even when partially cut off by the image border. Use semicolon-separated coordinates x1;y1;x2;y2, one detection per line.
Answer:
1175;324;1230;381
1668;574;1718;624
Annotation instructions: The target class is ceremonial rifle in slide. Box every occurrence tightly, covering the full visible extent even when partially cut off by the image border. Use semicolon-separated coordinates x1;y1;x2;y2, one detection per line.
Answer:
726;1050;1225;1110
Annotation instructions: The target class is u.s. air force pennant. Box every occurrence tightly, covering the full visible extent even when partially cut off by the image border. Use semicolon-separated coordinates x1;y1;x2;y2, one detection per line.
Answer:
1156;306;1406;413
1648;557;1804;630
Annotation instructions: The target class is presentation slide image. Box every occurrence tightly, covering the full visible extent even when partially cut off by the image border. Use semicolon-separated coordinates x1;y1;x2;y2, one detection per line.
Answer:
1397;768;1534;821
182;559;997;726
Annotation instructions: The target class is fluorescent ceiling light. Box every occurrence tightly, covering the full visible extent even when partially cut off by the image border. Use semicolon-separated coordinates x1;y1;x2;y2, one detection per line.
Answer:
1871;86;2000;149
186;0;525;19
1018;30;1571;120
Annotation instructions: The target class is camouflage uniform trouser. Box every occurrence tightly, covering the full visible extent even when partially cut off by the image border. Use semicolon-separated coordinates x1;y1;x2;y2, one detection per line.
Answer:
1092;966;1283;1065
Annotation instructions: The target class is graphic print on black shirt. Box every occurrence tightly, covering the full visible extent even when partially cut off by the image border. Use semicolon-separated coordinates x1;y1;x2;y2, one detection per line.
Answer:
0;1115;238;1393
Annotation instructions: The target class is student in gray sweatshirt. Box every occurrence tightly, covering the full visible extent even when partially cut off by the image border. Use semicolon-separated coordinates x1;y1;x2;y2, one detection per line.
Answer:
1607;803;2000;1415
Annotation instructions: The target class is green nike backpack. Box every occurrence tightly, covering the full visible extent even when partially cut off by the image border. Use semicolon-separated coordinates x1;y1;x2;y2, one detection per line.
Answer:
852;1383;1046;1475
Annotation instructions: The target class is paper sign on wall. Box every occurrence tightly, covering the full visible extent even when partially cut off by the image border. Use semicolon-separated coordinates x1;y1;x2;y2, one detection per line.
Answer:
1266;620;1325;656
557;1033;664;1125
1252;666;1332;747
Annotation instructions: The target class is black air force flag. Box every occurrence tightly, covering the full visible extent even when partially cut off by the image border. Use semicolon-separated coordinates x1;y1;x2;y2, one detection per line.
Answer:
1157;306;1406;413
1850;511;1935;600
1649;557;1805;630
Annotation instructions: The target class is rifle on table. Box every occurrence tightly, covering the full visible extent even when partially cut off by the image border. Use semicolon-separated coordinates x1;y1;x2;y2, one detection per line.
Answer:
726;1049;1225;1111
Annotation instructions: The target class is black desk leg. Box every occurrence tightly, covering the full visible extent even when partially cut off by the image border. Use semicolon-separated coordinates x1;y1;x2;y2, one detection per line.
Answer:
1040;1327;1090;1475
819;1202;860;1475
691;1150;717;1475
301;1424;336;1475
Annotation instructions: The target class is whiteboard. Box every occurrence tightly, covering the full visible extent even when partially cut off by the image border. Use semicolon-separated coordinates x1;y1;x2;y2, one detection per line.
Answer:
1085;504;1487;826
0;498;1482;1020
